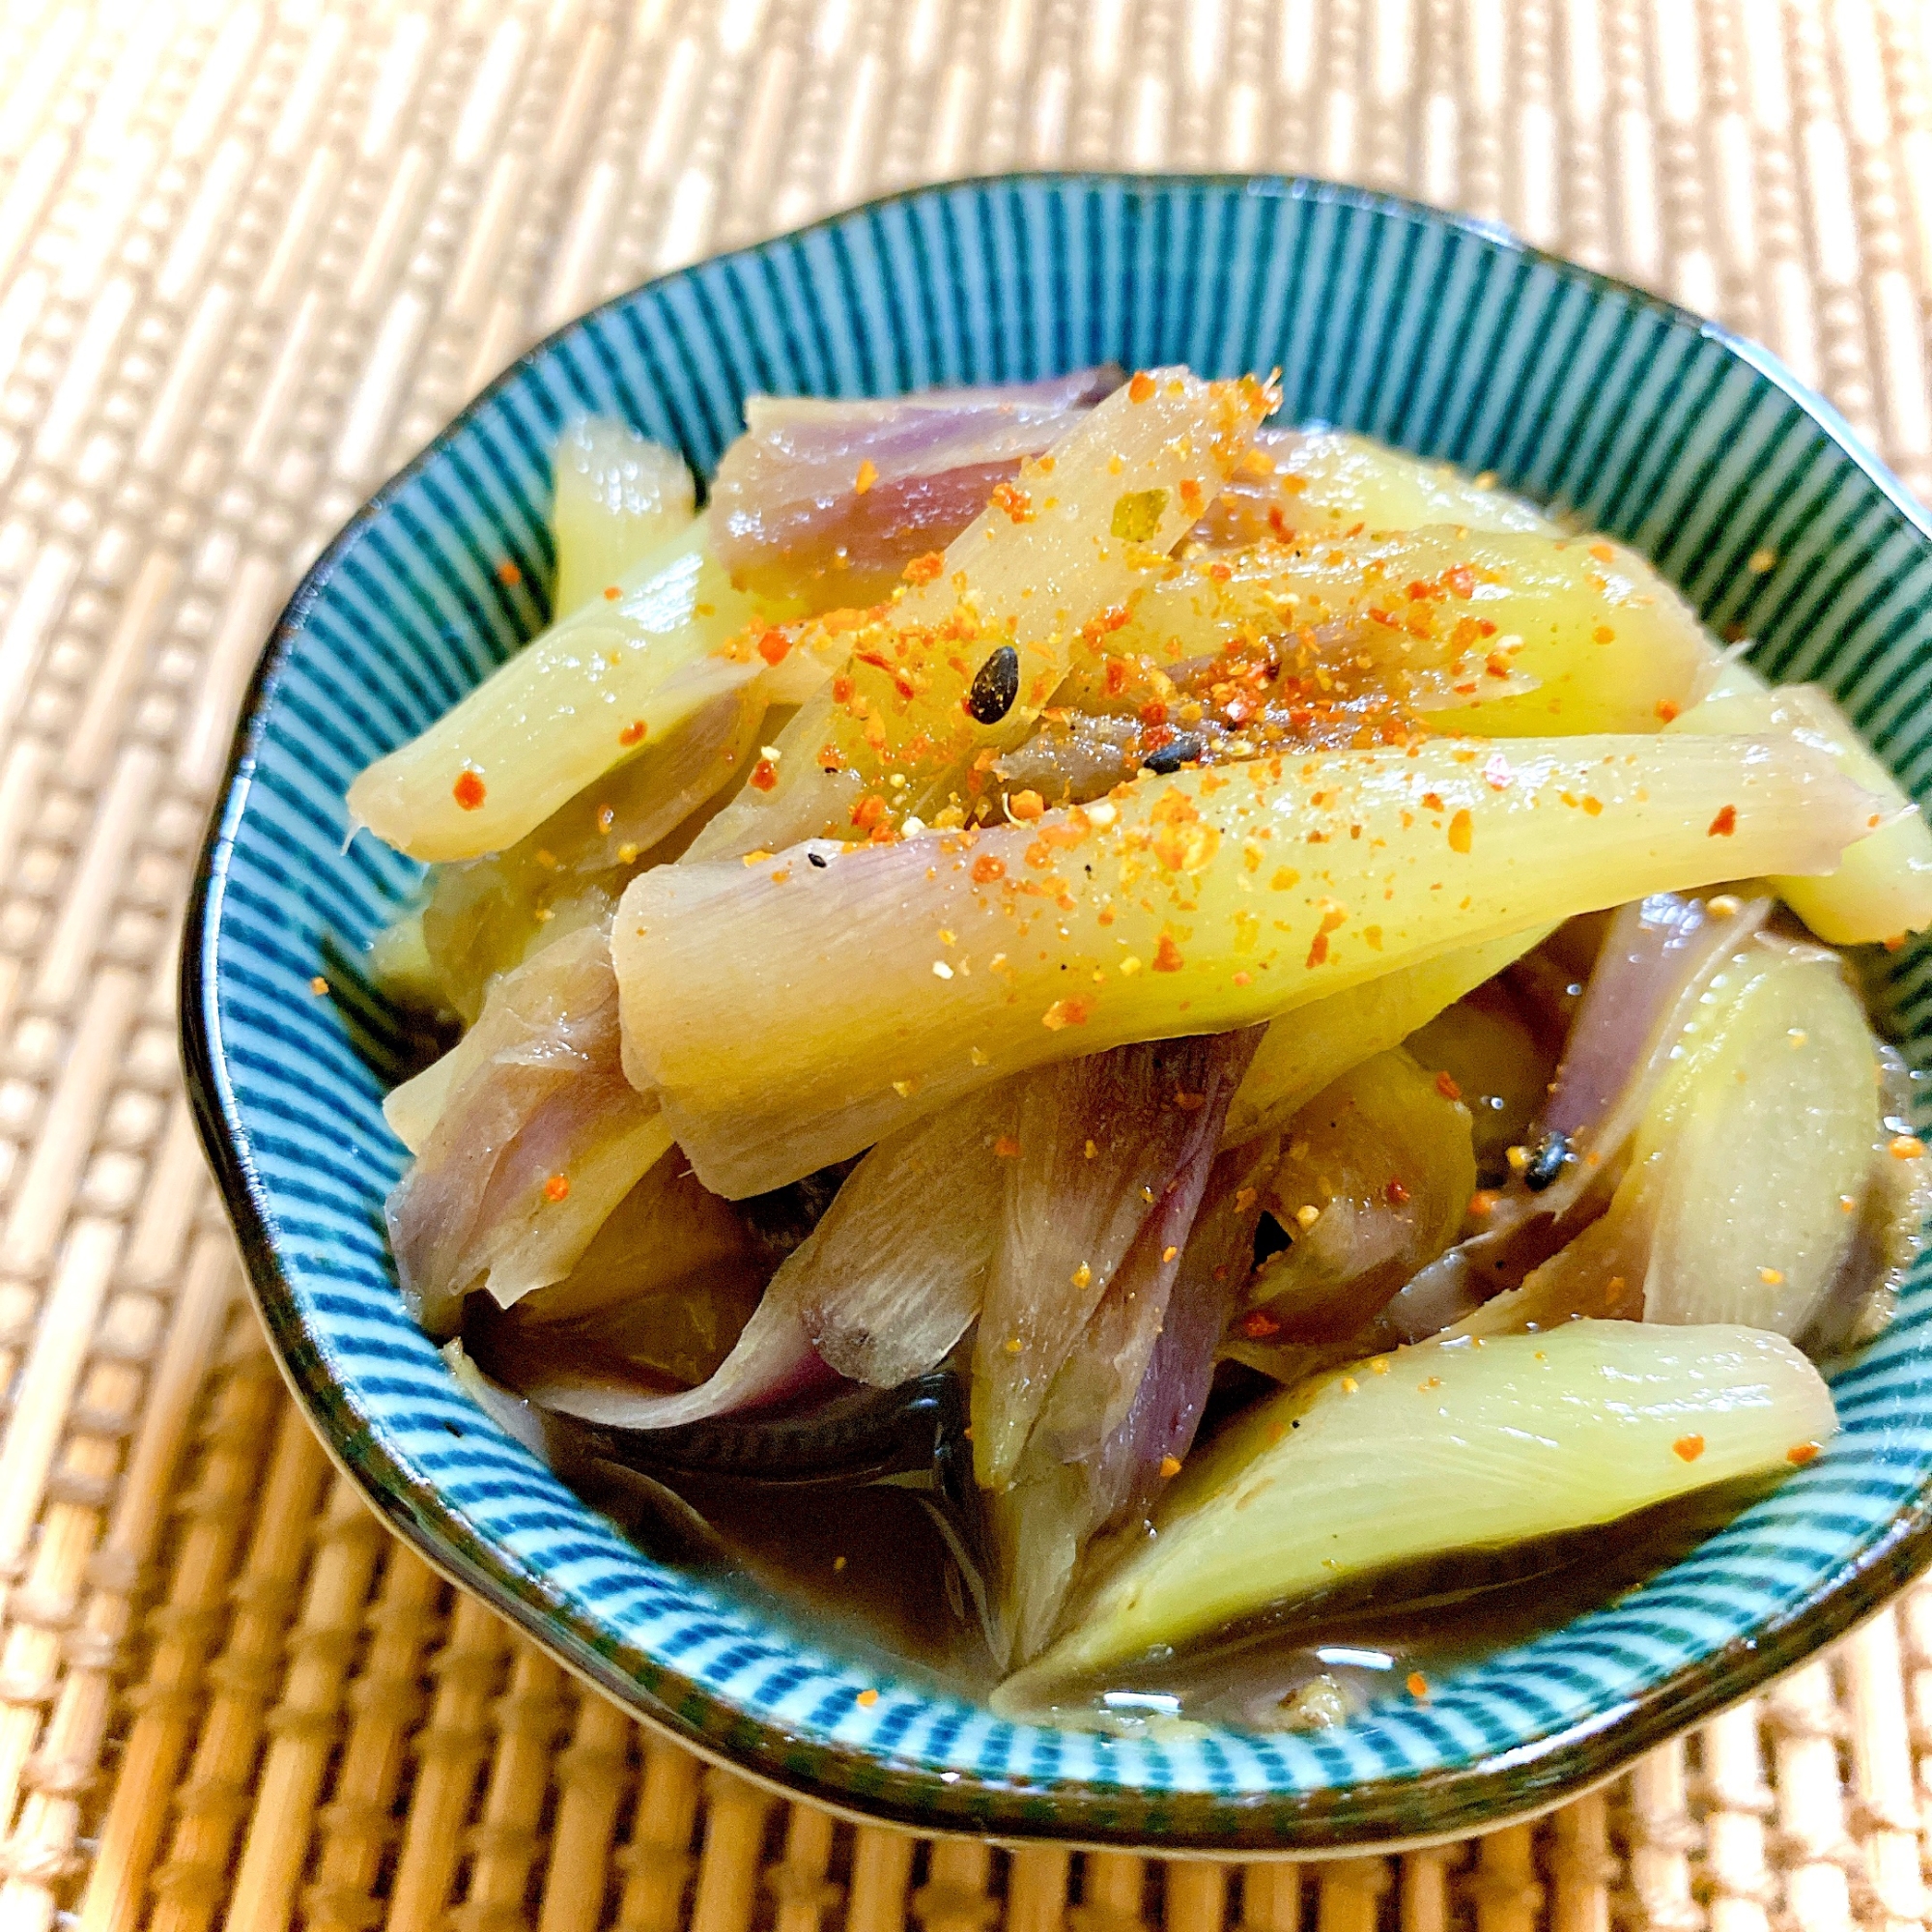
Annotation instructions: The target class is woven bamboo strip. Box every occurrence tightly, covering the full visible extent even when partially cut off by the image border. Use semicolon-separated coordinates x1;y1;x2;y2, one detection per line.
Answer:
613;1733;702;1932
304;1545;441;1932
913;1835;990;1932
538;1681;638;1932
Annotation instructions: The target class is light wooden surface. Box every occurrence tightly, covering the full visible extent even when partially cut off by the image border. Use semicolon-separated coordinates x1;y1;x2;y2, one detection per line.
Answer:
0;0;1930;1924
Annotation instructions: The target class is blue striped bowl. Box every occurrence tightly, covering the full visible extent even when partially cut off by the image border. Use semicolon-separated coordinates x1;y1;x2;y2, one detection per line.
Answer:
184;175;1932;1851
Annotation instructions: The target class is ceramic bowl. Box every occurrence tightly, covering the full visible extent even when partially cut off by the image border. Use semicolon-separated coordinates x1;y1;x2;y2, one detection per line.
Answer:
184;174;1932;1852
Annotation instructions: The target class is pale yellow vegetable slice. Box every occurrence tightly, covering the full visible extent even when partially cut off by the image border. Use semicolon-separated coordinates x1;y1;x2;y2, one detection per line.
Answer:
1223;927;1549;1145
1470;938;1880;1340
1668;672;1932;942
1057;529;1715;736
688;369;1271;859
998;1321;1835;1704
616;731;1875;1197
1212;429;1555;543
350;516;758;861
553;415;696;617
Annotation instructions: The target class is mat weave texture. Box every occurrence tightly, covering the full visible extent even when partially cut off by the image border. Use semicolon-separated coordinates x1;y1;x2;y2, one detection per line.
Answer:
3;0;1932;1926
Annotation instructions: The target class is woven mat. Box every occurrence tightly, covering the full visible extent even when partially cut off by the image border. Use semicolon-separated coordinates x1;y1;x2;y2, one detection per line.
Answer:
3;1;1932;1926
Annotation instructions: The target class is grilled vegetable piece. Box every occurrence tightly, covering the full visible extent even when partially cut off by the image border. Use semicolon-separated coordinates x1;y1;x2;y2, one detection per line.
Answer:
689;368;1272;859
998;1321;1836;1705
1224;928;1549;1146
1668;673;1932;943
350;517;761;861
1058;528;1717;740
384;924;672;1332
1198;428;1555;548
709;369;1122;613
1240;1051;1474;1345
553;416;696;618
1471;935;1883;1340
615;732;1877;1198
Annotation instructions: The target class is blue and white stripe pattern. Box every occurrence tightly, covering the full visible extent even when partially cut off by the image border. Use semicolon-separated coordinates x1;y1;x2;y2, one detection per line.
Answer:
184;174;1932;1851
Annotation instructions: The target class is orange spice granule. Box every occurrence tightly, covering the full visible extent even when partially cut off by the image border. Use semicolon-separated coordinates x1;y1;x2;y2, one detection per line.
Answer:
1008;789;1044;821
1241;1309;1281;1340
993;1134;1022;1158
1128;371;1156;403
850;794;888;832
902;550;946;585
452;769;486;810
308;976;329;996
855;1688;880;1707
750;758;779;792
1435;1071;1462;1101
1152;934;1185;973
1672;1435;1705;1463
972;854;1007;884
756;628;792;665
496;560;522;585
990;480;1035;523
1447;808;1473;853
1707;804;1737;837
1158;1455;1183;1479
1655;698;1679;722
603;584;621;601
1890;1134;1924;1159
1406;1672;1430;1699
1042;996;1094;1030
1786;1442;1821;1465
543;1174;571;1203
1384;1178;1410;1205
854;459;878;495
1468;1189;1500;1217
618;720;647;746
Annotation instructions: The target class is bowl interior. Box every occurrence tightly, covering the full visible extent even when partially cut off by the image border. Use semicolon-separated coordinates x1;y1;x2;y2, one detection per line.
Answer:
185;174;1932;1851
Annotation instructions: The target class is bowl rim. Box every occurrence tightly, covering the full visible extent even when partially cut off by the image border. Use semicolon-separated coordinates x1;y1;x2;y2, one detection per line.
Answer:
181;168;1932;1853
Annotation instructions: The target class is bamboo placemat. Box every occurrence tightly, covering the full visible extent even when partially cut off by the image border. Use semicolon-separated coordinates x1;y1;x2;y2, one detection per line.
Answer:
2;0;1931;1925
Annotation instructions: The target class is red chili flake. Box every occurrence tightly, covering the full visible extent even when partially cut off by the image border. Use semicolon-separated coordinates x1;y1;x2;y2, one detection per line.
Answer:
1485;652;1512;678
1707;804;1737;837
1468;1189;1500;1217
1305;932;1329;968
1672;1434;1705;1463
750;758;779;792
1128;371;1156;403
452;769;487;810
1139;699;1169;726
1655;698;1680;723
1786;1441;1822;1465
1241;1309;1282;1340
972;854;1007;884
1435;1071;1463;1102
496;560;522;586
854;459;878;496
1152;934;1185;973
851;794;888;831
543;1173;571;1202
757;629;792;666
1384;1178;1410;1205
994;1135;1022;1159
618;720;647;746
1444;563;1475;598
1103;657;1130;696
1406;1672;1430;1700
831;674;855;705
990;480;1035;523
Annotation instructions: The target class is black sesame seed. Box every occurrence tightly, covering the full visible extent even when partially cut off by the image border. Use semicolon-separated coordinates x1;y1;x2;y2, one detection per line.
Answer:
966;644;1020;724
1143;733;1205;776
1523;1130;1571;1192
808;851;828;867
